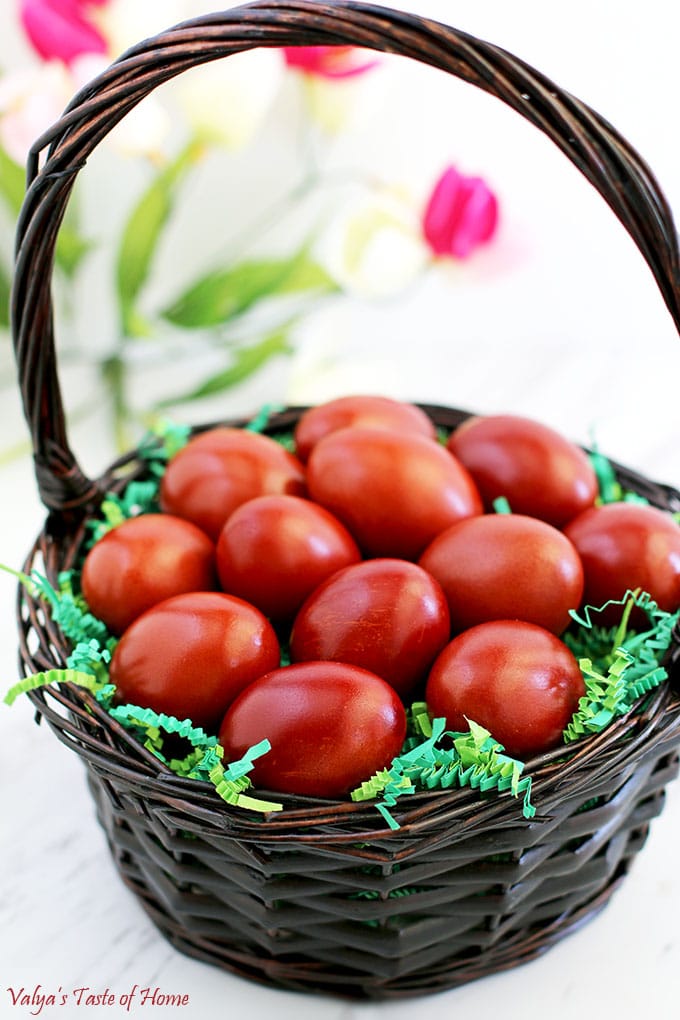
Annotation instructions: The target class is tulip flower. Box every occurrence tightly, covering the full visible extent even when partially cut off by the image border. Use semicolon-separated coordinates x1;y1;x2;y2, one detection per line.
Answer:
0;62;72;164
319;190;428;299
19;0;109;66
97;0;189;58
283;46;378;79
177;50;283;150
422;165;498;259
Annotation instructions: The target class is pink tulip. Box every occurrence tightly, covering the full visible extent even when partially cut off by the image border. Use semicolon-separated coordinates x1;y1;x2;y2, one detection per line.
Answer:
19;0;109;66
283;46;378;79
422;165;499;259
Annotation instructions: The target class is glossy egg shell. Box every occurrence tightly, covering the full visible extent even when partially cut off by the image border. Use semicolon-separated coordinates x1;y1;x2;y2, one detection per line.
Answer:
109;591;280;733
447;414;598;527
160;427;306;540
294;394;437;462
219;661;407;798
419;513;583;635
426;620;585;759
307;426;483;559
290;558;450;698
81;513;217;635
216;494;361;620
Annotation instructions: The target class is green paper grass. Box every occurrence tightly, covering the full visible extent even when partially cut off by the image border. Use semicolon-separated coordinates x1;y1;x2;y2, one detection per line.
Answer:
138;417;192;467
351;716;536;829
95;703;283;812
589;446;651;507
563;590;679;743
492;496;512;514
4;668;109;707
589;447;622;504
1;566;112;650
86;481;160;545
209;740;283;814
4;662;282;815
66;639;112;683
3;566;116;686
244;403;283;433
104;707;281;811
107;703;218;758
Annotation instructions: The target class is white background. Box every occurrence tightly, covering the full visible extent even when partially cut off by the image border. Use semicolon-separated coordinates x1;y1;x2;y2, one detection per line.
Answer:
1;2;679;1018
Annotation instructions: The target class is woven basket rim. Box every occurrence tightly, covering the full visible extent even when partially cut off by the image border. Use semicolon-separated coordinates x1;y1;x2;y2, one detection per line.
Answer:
23;679;680;827
17;404;680;846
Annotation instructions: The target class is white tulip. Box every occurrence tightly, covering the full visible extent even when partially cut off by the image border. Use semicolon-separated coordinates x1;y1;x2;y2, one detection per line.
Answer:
95;0;192;58
0;62;71;165
318;188;429;299
69;54;172;161
175;50;284;150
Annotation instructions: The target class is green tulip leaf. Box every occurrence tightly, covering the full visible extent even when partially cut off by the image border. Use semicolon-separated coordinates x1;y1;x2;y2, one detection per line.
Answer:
116;140;204;337
0;145;26;218
156;327;294;407
162;250;337;330
55;225;93;277
0;144;91;278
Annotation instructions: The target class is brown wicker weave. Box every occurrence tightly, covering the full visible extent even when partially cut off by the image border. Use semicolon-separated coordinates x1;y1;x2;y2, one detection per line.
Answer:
10;1;680;1001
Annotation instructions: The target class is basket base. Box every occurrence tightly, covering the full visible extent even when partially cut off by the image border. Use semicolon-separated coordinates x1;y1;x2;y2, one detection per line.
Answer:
137;878;623;1000
87;764;637;1000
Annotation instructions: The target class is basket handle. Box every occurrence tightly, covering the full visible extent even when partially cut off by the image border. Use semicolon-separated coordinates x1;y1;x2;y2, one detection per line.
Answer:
12;0;680;513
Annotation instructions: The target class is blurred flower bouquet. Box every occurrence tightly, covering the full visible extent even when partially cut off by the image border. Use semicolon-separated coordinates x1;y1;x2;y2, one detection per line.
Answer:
0;0;500;454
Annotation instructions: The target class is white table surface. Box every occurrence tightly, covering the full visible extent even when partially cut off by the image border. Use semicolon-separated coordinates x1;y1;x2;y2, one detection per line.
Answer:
1;2;680;1018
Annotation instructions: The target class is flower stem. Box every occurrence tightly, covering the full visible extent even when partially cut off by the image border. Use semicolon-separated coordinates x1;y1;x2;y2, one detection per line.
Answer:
101;353;131;452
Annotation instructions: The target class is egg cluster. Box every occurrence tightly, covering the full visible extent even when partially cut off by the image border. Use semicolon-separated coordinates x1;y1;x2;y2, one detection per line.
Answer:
78;396;680;797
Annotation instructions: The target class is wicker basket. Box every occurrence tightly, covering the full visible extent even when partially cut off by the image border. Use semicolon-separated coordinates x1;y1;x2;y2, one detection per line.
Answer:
11;0;680;1001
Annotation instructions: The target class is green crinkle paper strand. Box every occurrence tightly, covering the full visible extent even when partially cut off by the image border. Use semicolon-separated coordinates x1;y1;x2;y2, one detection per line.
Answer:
351;714;536;830
10;568;113;649
563;590;679;743
4;668;107;707
106;704;282;812
244;403;283;434
589;447;651;507
5;663;283;815
138;418;192;466
86;481;161;546
209;740;283;813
